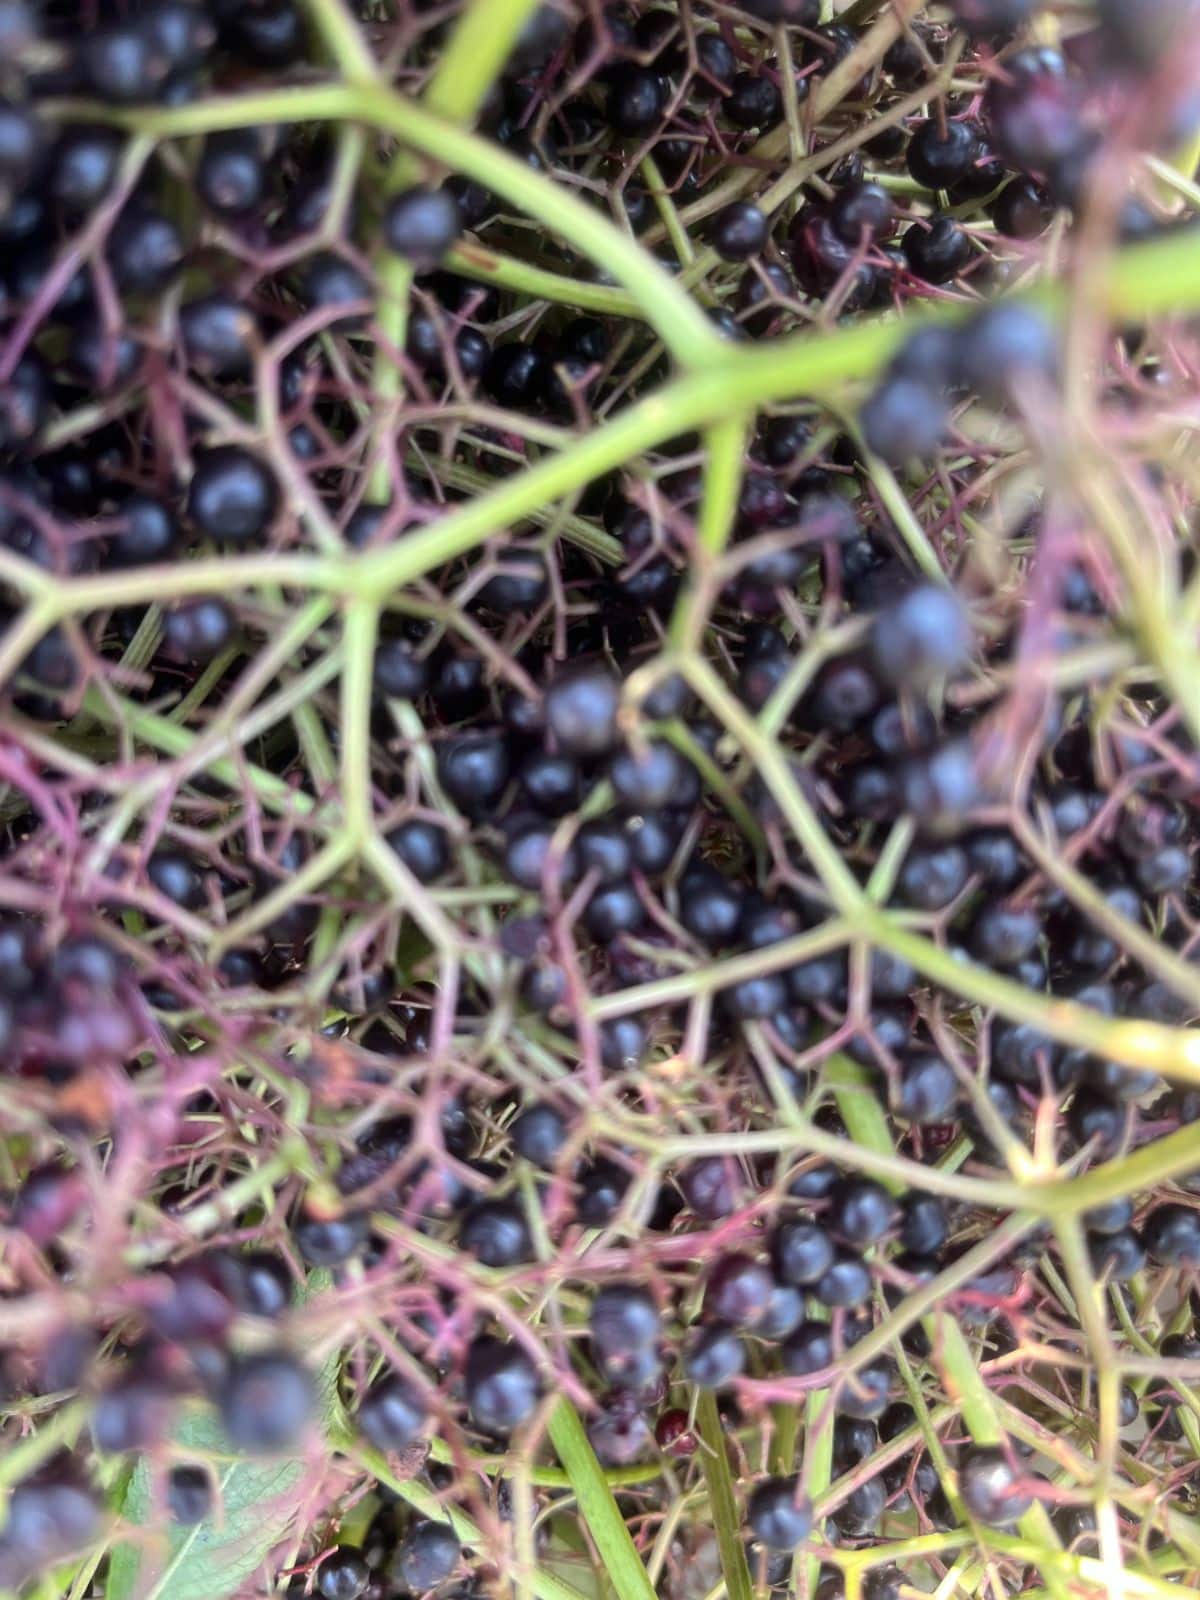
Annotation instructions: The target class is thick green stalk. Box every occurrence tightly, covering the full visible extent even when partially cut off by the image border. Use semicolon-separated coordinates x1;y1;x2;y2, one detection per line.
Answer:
696;1391;755;1600
546;1400;657;1600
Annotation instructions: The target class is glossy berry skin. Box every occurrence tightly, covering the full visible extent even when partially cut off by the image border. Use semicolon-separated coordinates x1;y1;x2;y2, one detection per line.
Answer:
907;119;980;190
108;207;184;294
217;1350;314;1453
815;1251;873;1309
373;639;428;700
294;1211;368;1267
93;1376;171;1453
51;125;124;213
384;817;450;883
0;1476;100;1592
392;1521;460;1591
461;1198;533;1268
870;584;971;690
485;343;547;408
684;1323;745;1388
898;844;969;911
896;1052;958;1124
1088;1229;1146;1281
228;1250;293;1318
437;734;510;816
771;1218;835;1287
179;293;255;379
838;1360;892;1419
147;849;204;909
1143;1205;1200;1266
704;1253;775;1329
726;71;783;131
545;668;620;756
747;1476;813;1551
511;1103;567;1167
959;1447;1033;1526
680;865;745;946
187;446;278;544
860;374;949;466
831;181;894;245
985;49;1089;180
590;1283;660;1364
903;216;973;284
955;303;1057;408
465;1336;540;1433
110;495;179;567
167;1465;212;1526
607;65;666;135
992;177;1053;238
828;1177;897;1247
969;902;1040;967
610;742;694;811
316;1548;370;1600
711;201;770;261
900;1194;949;1256
162;598;236;663
197;131;266;216
383;187;463;268
78;22;169;104
358;1374;427;1452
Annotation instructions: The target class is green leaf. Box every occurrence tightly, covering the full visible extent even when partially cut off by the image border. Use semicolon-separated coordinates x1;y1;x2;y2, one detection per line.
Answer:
107;1278;339;1600
546;1399;657;1600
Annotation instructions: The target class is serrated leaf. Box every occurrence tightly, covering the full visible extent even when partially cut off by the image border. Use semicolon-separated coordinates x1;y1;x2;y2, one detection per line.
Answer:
106;1276;339;1600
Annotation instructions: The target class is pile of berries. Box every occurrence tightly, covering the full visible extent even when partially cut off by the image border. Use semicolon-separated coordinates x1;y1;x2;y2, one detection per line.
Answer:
0;0;1196;1596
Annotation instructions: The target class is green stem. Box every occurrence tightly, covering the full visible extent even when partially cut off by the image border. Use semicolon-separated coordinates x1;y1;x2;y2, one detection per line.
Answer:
546;1399;657;1600
696;1391;755;1600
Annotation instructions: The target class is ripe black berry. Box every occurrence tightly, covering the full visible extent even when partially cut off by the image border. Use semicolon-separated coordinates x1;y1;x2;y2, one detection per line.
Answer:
358;1373;427;1452
465;1336;540;1432
704;1253;775;1329
317;1547;370;1600
437;733;511;815
606;65;666;135
711;201;770;262
815;1251;873;1308
545;667;620;756
197;130;267;216
167;1465;212;1526
684;1323;745;1388
870;583;972;690
294;1210;368;1267
383;186;463;269
386;818;450;882
217;1349;314;1453
511;1103;568;1167
1144;1205;1200;1266
907;119;981;190
726;71;783;131
747;1476;813;1550
78;21;170;104
392;1521;461;1592
771;1218;835;1287
896;1051;958;1124
959;1446;1034;1525
828;1176;897;1247
147;848;204;909
902;215;973;283
955;302;1057;408
187;446;279;544
460;1198;533;1267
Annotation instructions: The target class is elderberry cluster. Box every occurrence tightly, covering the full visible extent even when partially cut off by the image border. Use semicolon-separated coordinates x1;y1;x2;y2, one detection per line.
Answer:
0;0;1196;1597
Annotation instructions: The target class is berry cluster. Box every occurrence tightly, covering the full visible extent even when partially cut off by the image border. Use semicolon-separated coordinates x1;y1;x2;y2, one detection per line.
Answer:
0;0;1196;1597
